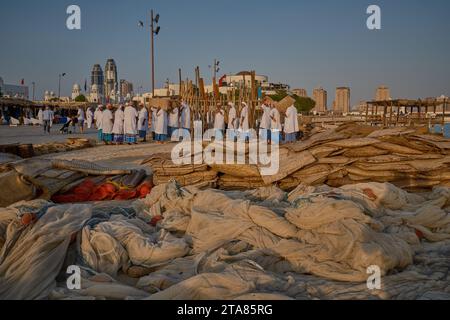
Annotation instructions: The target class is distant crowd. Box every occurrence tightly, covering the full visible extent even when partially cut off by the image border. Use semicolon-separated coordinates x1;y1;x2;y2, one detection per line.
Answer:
1;98;304;145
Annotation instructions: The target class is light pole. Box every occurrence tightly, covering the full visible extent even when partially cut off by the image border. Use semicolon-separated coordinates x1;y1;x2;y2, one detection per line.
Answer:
139;10;161;97
209;59;220;81
58;73;66;100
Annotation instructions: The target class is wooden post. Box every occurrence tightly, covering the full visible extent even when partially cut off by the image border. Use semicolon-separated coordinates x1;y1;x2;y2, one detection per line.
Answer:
388;101;393;127
443;98;447;136
365;102;369;124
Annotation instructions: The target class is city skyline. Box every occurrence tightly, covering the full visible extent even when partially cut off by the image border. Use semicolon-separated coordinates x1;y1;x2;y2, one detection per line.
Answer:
1;0;450;105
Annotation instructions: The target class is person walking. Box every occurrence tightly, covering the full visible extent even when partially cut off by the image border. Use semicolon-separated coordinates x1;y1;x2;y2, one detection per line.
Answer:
77;107;86;133
86;107;94;129
42;106;52;134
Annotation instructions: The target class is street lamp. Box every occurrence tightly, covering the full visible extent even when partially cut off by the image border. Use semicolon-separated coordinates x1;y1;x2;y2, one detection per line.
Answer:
58;73;66;100
209;59;221;82
139;9;161;97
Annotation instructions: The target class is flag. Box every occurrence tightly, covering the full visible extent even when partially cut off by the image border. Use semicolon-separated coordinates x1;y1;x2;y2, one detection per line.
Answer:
20;79;25;85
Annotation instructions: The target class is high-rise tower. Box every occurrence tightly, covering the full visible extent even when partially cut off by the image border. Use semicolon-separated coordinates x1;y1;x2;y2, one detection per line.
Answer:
91;64;104;96
104;59;118;99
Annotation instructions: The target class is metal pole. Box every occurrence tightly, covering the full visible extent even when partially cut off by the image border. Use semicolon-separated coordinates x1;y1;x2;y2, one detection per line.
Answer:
151;10;155;97
58;75;61;100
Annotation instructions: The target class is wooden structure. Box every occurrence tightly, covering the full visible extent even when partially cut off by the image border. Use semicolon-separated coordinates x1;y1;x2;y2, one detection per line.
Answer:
178;69;263;130
365;98;448;128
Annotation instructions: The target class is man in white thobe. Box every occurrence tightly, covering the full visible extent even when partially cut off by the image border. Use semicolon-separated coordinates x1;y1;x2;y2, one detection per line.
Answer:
94;105;104;141
150;106;157;140
180;102;191;130
42;107;52;133
124;103;138;144
101;104;114;144
259;102;271;142
138;105;149;142
155;107;168;144
284;104;299;144
87;107;94;129
239;102;250;141
112;105;125;144
168;105;179;141
213;105;225;141
270;103;282;144
77;107;86;133
180;102;191;141
227;102;238;141
37;108;44;126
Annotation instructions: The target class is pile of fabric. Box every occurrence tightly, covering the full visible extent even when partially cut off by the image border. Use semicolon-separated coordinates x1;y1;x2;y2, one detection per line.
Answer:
192;123;449;192
142;153;218;187
1;180;449;300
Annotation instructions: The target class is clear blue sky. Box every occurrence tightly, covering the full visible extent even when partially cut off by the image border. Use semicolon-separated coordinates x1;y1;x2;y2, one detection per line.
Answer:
1;0;449;106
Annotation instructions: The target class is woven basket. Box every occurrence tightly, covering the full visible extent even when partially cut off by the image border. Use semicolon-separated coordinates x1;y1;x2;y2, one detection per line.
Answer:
218;174;268;190
154;170;218;186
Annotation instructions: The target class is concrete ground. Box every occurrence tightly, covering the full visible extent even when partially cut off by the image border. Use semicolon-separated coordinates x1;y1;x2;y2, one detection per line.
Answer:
0;124;98;145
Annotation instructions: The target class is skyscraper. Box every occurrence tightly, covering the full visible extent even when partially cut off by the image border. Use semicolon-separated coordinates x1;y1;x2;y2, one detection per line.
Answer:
313;87;328;113
104;59;118;99
334;87;350;114
376;86;391;101
120;79;134;97
91;64;104;96
292;88;308;97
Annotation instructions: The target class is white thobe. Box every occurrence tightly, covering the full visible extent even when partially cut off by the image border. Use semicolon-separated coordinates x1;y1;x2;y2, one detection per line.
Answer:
112;109;124;135
138;108;149;132
180;104;191;129
284;105;299;134
270;108;282;131
260;104;271;129
37;110;43;125
94;109;103;129
150;107;157;132
77;109;85;121
214;110;225;130
169;107;179;127
87;110;94;129
228;106;237;129
123;106;138;135
101;109;114;134
239;105;249;131
155;109;168;135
